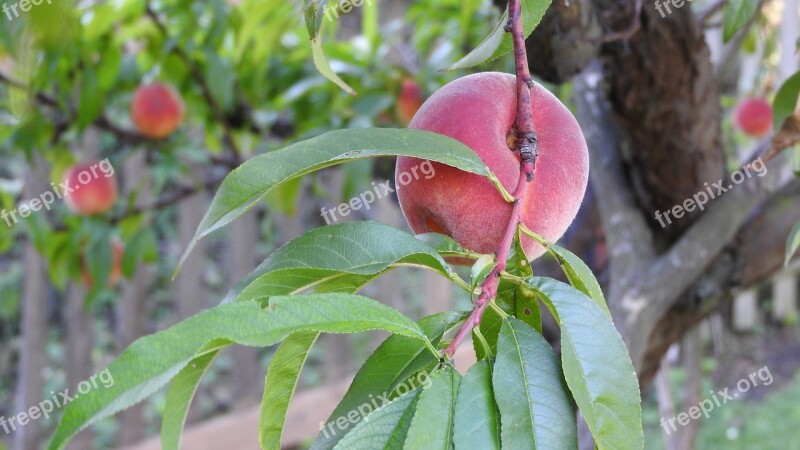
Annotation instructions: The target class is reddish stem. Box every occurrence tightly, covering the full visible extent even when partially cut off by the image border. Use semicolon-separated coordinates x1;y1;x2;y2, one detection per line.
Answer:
444;0;537;358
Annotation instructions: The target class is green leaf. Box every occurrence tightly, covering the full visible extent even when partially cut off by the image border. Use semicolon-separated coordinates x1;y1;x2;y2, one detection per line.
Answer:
77;69;102;128
311;37;356;96
443;0;552;71
161;350;220;450
48;294;431;450
786;219;800;267
204;51;236;112
251;223;453;448
331;388;422;450
260;331;320;450
304;0;329;38
265;175;304;215
473;301;506;360
527;277;643;450
177;128;489;275
723;0;760;42
470;254;497;294
85;227;112;296
524;229;611;317
122;228;158;278
312;311;466;450
773;71;800;130
453;361;500;450
226;221;466;303
96;44;121;91
515;290;542;334
493;317;577;450
415;233;480;261
505;234;541;332
404;366;460;449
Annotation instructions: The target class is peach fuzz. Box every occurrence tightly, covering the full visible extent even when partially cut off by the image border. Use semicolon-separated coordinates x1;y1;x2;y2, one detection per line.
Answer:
63;161;118;215
395;72;589;263
131;83;184;139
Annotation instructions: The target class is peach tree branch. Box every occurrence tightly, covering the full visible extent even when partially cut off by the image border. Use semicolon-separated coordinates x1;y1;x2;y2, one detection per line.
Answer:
145;3;244;157
444;0;538;357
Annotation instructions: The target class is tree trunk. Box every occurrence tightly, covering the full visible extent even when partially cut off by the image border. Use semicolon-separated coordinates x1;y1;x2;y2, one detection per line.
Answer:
115;152;154;447
65;284;94;450
13;165;50;450
227;209;263;410
677;327;703;450
320;169;353;381
176;187;208;321
116;267;154;446
655;362;679;450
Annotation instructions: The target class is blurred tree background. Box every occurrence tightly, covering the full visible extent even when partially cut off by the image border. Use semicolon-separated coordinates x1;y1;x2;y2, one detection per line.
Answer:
0;0;799;449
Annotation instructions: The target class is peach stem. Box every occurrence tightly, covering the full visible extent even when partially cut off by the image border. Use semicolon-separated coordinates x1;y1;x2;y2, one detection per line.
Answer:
444;0;537;358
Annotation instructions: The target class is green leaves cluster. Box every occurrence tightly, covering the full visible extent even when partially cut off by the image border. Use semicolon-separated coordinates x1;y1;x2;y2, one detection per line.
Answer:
48;127;642;450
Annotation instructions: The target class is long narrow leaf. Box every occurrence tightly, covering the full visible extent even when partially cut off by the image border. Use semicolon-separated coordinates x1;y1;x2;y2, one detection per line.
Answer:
49;294;431;450
404;366;461;449
225;221;464;304
493;317;577;449
453;361;500;450
260;331;320;450
311;311;465;450
176;128;489;275
444;0;551;71
527;277;643;450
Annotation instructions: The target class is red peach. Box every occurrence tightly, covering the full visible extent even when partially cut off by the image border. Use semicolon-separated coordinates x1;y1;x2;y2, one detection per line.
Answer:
733;97;772;137
397;78;424;126
131;83;184;139
63;161;117;215
396;72;589;263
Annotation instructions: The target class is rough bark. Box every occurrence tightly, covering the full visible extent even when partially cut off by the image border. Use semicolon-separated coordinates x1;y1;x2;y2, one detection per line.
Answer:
602;5;725;238
574;53;794;376
638;182;800;385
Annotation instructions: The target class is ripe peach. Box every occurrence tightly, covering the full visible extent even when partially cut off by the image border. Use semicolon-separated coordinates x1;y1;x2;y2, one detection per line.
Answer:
63;161;117;215
397;78;424;126
733;97;772;137
131;83;184;139
81;238;124;288
396;72;589;263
